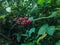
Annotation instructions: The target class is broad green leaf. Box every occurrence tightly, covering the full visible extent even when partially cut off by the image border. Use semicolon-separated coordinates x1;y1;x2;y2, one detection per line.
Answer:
55;40;60;45
47;26;56;35
29;28;35;36
38;24;48;36
37;0;45;5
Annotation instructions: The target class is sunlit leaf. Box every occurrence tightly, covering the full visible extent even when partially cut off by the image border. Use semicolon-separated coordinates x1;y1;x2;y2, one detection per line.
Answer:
37;0;45;5
0;15;6;19
38;24;48;36
46;0;51;4
47;26;56;35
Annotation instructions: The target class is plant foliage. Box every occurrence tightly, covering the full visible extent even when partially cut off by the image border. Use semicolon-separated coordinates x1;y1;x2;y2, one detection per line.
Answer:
0;0;60;45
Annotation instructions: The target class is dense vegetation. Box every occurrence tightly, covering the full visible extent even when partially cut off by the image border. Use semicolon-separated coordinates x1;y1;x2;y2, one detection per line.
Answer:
0;0;60;45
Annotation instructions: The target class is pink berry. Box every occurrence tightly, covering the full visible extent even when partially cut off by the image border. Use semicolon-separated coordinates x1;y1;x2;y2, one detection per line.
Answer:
27;20;32;25
17;17;23;21
21;20;27;26
24;16;28;20
21;22;26;26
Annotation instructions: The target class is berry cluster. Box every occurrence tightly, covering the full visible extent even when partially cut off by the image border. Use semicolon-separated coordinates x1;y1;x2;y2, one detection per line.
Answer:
14;16;32;26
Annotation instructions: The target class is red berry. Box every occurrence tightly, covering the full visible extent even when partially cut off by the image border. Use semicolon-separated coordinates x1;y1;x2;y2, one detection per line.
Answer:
24;16;28;20
21;22;26;26
21;20;27;26
22;18;25;21
27;20;32;25
17;17;23;21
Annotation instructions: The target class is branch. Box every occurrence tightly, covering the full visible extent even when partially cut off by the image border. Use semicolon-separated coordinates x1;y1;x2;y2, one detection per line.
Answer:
33;16;54;22
33;12;57;21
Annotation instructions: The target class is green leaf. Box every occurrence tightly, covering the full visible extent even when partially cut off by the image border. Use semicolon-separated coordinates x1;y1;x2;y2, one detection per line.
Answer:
47;26;56;35
38;24;48;36
29;17;34;21
29;28;35;36
46;0;51;4
55;40;60;45
37;0;45;6
15;33;21;42
49;12;57;17
4;42;9;45
0;37;4;42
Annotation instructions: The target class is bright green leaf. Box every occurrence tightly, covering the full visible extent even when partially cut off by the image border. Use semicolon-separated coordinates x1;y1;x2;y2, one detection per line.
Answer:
47;26;56;35
29;28;35;36
29;17;34;21
0;15;6;19
47;0;51;4
38;24;48;36
37;0;45;5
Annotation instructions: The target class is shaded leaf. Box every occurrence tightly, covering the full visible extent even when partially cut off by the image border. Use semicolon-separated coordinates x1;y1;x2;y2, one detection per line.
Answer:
29;28;35;36
21;42;34;45
4;42;9;45
29;16;34;21
15;33;21;42
55;40;60;45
